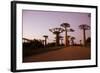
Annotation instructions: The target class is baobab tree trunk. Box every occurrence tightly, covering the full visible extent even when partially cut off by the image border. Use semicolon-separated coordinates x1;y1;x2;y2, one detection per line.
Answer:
44;38;47;46
56;33;60;46
65;28;68;46
61;39;63;45
83;29;86;46
71;40;74;46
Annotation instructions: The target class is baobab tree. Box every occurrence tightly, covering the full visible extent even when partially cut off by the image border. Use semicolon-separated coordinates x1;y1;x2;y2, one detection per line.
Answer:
59;36;63;45
49;27;64;46
61;23;70;46
67;35;70;46
79;24;90;46
71;37;75;46
43;35;48;46
60;23;74;46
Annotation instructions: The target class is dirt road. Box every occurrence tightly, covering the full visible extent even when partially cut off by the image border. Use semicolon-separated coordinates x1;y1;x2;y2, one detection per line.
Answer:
23;46;90;63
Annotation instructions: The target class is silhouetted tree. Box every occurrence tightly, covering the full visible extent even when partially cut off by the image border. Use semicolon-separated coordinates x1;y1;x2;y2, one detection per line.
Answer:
67;35;70;46
59;36;63;45
43;35;48;46
31;39;44;49
61;23;74;46
47;42;56;47
79;24;90;46
60;23;70;46
86;37;91;46
49;27;64;46
23;39;44;50
71;37;75;46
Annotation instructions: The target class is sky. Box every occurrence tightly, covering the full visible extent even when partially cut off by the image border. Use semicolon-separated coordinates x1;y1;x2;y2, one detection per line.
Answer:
22;10;91;44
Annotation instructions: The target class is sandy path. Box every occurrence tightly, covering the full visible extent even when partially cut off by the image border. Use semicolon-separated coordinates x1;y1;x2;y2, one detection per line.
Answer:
23;46;90;63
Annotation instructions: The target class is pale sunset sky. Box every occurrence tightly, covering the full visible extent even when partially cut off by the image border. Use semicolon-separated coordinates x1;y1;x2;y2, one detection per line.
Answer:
22;10;91;44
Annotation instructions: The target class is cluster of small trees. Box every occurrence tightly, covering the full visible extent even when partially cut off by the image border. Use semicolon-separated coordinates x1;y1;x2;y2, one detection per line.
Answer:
23;39;44;49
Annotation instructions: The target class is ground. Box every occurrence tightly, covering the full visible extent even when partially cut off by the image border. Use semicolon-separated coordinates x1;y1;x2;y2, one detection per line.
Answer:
23;46;91;63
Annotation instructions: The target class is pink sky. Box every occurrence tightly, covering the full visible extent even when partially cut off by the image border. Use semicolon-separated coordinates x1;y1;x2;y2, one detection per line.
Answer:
22;10;91;44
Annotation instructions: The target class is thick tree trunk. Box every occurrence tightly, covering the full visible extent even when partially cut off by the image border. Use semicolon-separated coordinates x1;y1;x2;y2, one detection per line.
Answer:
83;29;86;46
56;33;60;46
65;28;68;46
